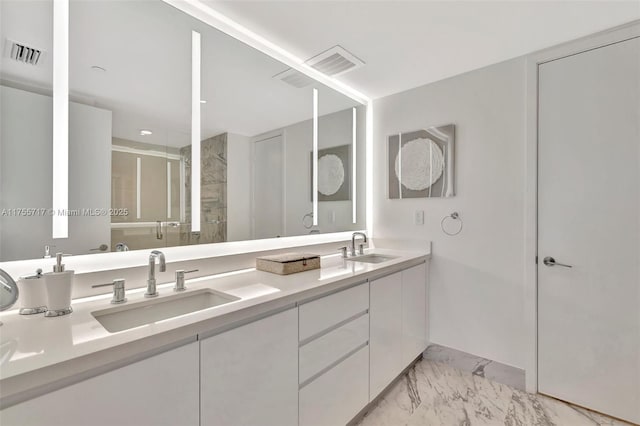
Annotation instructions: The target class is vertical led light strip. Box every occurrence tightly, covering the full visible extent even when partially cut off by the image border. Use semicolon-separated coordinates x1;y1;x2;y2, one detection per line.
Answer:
191;30;201;232
52;0;69;239
180;158;186;222
136;157;141;219
352;107;357;224
398;132;403;199
312;88;318;226
366;101;373;237
167;162;172;218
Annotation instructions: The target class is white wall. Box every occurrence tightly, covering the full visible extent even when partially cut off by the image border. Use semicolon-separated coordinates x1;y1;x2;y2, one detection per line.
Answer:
373;58;527;368
227;133;251;242
0;86;112;261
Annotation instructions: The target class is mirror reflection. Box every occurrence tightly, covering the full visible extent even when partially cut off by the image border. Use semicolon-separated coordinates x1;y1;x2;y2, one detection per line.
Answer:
0;0;366;262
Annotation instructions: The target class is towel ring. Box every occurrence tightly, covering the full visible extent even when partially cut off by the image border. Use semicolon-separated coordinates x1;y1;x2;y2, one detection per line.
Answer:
441;212;463;236
302;212;314;229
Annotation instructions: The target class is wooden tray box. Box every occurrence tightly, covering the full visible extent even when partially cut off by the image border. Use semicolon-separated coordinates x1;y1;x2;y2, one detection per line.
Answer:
256;253;321;275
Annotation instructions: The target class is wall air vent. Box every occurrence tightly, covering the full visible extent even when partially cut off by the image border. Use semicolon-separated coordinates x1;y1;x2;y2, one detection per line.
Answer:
5;39;44;66
306;45;364;77
273;68;315;88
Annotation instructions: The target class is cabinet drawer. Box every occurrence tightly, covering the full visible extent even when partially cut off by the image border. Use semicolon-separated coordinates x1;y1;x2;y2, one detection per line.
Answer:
299;345;369;426
299;313;369;385
299;282;368;341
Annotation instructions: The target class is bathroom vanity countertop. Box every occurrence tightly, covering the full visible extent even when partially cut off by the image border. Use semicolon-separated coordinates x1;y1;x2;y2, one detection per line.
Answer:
0;248;429;408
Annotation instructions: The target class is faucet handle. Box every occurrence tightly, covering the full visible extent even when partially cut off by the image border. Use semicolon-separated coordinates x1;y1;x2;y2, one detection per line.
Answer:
174;269;198;292
358;243;366;255
92;279;127;304
44;244;56;258
338;246;348;259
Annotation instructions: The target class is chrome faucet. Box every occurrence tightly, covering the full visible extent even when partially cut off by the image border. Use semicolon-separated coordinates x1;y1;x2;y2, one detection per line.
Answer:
145;250;166;298
351;232;368;257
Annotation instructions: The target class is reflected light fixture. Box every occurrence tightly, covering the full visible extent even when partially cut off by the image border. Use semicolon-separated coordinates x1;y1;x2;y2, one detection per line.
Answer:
167;162;172;219
139;129;153;136
352;107;357;224
52;0;69;239
136;157;142;219
191;30;201;233
366;101;373;237
312;88;318;226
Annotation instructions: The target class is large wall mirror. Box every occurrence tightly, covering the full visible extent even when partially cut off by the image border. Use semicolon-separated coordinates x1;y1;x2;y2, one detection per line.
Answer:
0;0;366;262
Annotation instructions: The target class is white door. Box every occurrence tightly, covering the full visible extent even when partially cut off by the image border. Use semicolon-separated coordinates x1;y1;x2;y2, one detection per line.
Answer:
252;135;284;239
538;37;639;424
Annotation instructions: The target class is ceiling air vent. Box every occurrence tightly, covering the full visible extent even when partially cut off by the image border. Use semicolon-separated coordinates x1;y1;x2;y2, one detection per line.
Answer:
273;45;364;88
5;39;44;66
306;45;364;77
273;68;315;88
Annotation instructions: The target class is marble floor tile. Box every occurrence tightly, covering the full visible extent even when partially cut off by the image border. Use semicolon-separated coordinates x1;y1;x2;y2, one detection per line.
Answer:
357;359;632;426
424;344;526;391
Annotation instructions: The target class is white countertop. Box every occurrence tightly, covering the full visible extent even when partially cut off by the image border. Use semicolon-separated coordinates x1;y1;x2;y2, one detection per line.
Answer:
0;248;429;407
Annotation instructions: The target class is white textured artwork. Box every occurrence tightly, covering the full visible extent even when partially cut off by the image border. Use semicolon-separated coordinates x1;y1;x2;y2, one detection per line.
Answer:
310;144;351;201
318;154;345;196
394;138;444;191
388;124;455;199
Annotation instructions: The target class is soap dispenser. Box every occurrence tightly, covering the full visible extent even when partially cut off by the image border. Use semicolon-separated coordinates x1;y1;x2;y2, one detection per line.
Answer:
44;253;74;317
18;268;47;315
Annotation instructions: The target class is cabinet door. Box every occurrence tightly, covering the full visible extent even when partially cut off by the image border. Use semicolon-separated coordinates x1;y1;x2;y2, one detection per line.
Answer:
200;308;298;426
369;271;403;400
1;342;199;426
402;262;428;365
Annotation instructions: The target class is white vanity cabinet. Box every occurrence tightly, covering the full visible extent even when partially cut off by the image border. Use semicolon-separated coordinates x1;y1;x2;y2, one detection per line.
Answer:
298;283;370;426
1;258;429;426
199;307;299;426
0;341;200;426
369;271;404;399
401;263;429;365
370;262;428;400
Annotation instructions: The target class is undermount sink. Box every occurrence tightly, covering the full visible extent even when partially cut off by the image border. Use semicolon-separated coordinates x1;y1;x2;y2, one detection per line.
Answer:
346;254;398;264
92;289;239;333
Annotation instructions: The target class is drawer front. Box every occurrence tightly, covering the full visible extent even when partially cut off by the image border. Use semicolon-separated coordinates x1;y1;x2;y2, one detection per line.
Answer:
299;282;368;342
299;313;369;385
299;345;369;426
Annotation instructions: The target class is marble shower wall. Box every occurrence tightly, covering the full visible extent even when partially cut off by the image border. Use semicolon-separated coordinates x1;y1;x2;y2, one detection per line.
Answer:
181;133;227;245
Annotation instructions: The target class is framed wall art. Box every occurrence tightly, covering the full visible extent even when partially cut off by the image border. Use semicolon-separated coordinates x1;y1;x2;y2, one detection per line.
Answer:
388;124;455;199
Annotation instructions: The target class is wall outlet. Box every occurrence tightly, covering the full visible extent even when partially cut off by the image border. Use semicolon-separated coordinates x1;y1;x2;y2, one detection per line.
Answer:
329;210;336;224
414;210;424;225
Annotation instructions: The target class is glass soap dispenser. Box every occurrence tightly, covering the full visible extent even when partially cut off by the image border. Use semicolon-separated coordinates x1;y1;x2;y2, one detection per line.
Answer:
44;253;74;317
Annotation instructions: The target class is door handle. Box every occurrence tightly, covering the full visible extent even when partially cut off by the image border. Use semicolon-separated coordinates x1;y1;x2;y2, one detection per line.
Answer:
543;256;572;268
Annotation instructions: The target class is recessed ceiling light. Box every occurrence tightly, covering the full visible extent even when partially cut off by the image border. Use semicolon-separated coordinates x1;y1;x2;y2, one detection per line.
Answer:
139;129;152;136
91;65;106;72
200;100;207;104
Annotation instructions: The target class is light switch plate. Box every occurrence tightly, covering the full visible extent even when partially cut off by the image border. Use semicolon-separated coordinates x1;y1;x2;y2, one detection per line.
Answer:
414;210;424;225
